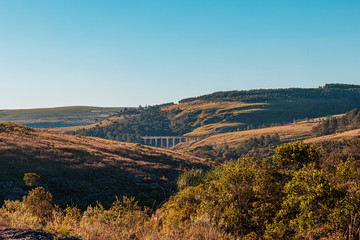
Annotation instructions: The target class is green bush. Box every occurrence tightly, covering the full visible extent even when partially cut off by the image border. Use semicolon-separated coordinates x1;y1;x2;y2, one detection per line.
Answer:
23;187;54;223
273;141;321;172
23;173;41;187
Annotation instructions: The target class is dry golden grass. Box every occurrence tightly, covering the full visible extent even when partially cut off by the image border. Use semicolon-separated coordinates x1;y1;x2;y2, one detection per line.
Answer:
304;129;360;143
174;118;322;150
184;122;245;136
53;115;128;132
162;100;268;135
0;125;204;177
174;113;353;151
163;100;267;119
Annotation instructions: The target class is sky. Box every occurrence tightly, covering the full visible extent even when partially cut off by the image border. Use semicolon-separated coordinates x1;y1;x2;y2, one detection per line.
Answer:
0;0;359;109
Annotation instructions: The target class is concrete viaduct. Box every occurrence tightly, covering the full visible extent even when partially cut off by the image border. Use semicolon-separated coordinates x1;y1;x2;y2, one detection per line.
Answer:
141;136;200;148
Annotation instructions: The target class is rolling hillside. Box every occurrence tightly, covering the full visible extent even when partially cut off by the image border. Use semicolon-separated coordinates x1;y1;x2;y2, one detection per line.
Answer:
65;84;360;143
167;117;360;167
304;128;360;143
172;109;360;163
0;106;125;128
174;114;360;150
0;122;206;209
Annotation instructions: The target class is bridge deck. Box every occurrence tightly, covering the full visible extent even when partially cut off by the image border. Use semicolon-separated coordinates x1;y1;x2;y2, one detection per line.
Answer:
141;136;200;148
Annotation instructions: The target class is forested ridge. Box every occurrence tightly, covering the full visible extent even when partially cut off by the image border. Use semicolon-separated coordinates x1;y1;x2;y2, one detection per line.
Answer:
179;83;360;103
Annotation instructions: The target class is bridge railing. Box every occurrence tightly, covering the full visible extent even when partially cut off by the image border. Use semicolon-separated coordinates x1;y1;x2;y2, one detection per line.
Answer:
141;136;199;148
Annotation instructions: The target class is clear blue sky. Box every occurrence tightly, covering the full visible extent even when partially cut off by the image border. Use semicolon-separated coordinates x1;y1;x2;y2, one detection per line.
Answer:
0;0;359;109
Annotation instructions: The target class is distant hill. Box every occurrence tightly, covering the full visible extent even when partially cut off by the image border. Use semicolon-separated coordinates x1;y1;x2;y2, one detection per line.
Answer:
0;122;206;209
0;106;125;128
65;84;360;143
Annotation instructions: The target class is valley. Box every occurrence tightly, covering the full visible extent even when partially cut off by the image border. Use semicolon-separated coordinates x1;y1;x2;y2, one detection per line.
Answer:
2;84;360;239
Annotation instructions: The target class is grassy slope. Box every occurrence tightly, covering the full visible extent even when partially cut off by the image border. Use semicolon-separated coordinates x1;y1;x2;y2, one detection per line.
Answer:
54;115;129;132
61;98;360;140
172;119;317;150
162;100;266;136
0;122;205;207
0;106;125;128
169;86;360;137
164;96;360;142
55;101;265;134
134;98;360;138
173;115;353;151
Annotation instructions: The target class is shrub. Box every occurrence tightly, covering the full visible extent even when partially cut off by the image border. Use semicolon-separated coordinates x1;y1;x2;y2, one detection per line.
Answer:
273;141;321;172
0;187;54;228
23;187;54;223
23;173;41;187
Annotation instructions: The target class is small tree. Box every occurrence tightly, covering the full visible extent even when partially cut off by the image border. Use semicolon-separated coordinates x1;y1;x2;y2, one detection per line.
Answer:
23;187;54;223
272;142;321;172
23;173;40;187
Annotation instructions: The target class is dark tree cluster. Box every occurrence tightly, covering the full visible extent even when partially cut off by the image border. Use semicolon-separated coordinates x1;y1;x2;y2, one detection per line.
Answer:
312;108;360;136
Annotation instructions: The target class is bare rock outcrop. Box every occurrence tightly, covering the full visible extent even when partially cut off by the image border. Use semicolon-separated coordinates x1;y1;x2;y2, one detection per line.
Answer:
0;228;80;240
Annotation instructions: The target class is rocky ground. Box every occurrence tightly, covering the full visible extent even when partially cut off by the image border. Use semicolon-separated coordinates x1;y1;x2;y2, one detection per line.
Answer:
0;228;80;240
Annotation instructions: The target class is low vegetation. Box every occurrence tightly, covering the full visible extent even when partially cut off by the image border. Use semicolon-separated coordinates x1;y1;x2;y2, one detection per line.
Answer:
0;121;35;134
2;141;360;239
